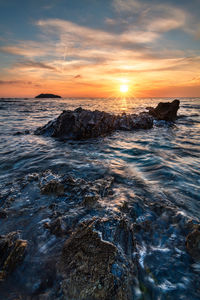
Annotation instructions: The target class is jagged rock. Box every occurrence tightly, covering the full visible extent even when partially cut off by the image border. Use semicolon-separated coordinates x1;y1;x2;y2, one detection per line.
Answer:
44;217;69;236
147;99;180;121
186;229;200;261
58;220;135;300
35;93;61;99
35;107;153;140
0;232;27;280
40;180;65;196
82;191;100;207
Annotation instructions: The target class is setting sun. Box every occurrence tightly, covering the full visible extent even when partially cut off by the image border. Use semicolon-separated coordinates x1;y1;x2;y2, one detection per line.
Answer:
120;84;129;93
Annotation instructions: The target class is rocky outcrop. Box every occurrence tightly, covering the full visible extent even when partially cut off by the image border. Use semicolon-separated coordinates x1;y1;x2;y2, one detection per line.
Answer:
58;221;134;300
0;232;27;280
35;93;61;99
35;107;153;139
34;100;180;140
147;99;180;121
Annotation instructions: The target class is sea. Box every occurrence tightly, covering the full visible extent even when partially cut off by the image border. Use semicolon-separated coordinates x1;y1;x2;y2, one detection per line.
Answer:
0;97;199;299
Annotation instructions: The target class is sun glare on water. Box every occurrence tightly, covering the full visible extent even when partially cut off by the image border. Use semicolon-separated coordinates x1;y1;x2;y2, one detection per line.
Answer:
120;84;129;93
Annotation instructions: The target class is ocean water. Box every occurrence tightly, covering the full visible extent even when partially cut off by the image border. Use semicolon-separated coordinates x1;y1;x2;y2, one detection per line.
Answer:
0;97;199;299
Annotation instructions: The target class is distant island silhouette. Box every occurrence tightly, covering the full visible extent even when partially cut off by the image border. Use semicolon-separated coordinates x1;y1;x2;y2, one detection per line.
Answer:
35;93;61;99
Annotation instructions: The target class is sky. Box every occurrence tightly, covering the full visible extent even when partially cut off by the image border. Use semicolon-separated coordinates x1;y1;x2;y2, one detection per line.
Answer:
0;0;200;98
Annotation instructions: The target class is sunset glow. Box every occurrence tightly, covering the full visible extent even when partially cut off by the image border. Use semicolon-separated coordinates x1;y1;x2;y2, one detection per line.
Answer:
120;84;129;93
0;0;200;98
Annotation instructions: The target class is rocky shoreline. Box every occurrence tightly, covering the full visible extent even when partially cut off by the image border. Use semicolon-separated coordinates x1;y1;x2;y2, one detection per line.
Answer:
0;166;199;299
1;98;200;299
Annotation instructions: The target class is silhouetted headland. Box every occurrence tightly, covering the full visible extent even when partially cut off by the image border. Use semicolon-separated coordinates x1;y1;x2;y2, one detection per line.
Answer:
35;93;61;99
35;99;180;140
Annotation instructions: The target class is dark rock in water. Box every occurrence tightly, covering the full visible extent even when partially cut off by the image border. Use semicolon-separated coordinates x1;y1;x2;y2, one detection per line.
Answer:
58;221;133;300
186;229;200;261
0;208;8;218
44;217;69;237
35;93;61;99
40;180;65;196
35;107;153;140
13;130;30;136
0;232;27;280
147;99;180;121
39;171;114;202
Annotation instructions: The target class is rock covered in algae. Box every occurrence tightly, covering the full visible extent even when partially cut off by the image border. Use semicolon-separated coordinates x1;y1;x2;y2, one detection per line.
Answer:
0;231;27;280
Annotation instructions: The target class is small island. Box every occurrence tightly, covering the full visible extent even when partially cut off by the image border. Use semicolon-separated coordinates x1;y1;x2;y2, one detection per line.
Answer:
35;93;61;99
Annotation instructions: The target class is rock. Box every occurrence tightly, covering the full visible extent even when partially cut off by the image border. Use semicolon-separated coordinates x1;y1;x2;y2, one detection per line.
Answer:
58;221;129;300
44;217;69;236
148;99;180;121
13;131;23;136
40;180;65;196
13;130;30;136
186;229;200;261
34;107;153;140
0;208;8;218
35;93;61;99
82;191;100;207
0;232;27;280
39;171;114;205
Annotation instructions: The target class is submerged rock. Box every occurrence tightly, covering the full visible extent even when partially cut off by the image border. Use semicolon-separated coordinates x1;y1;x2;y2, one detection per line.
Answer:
0;232;27;280
147;99;180;121
35;107;153;140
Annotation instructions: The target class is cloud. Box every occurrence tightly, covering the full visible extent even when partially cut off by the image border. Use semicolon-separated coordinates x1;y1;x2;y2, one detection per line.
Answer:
74;74;82;78
37;18;159;49
0;41;54;57
14;60;56;71
113;0;142;13
0;80;33;85
112;0;191;34
104;18;117;25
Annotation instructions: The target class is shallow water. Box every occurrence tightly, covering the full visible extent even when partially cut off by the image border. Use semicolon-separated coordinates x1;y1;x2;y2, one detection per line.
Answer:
0;97;200;299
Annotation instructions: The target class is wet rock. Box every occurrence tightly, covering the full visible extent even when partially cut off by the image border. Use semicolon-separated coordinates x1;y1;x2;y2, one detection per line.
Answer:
0;232;27;280
58;221;133;299
13;130;30;136
40;180;65;196
0;208;8;218
26;172;39;182
186;229;200;261
13;131;23;136
82;191;100;207
147;99;180;121
44;216;69;237
35;107;153;140
39;171;114;207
